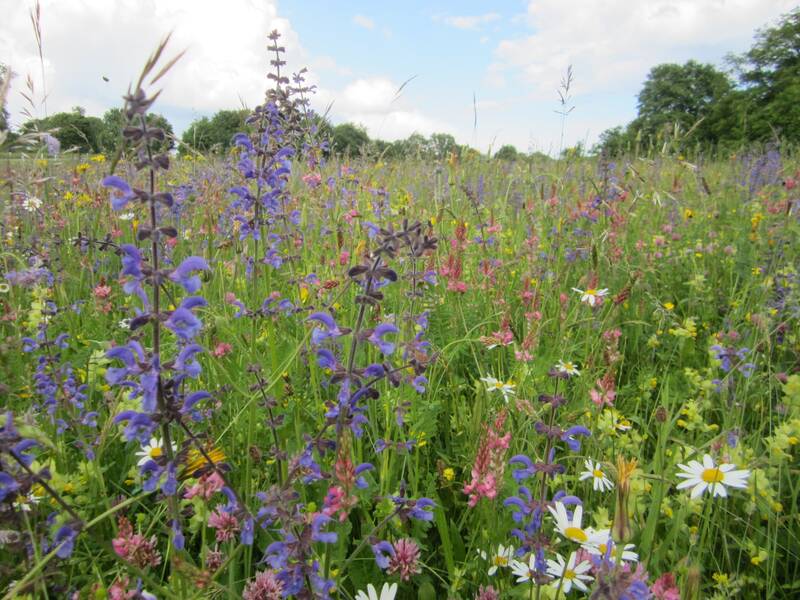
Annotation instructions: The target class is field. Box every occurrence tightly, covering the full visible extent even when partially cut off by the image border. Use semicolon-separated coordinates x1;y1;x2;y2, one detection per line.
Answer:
2;49;800;600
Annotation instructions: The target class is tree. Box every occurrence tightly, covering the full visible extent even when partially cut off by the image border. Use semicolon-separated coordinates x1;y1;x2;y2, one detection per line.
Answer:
728;8;800;142
181;109;249;153
429;133;459;160
636;60;733;144
494;144;519;161
331;123;370;157
100;108;174;154
22;107;104;153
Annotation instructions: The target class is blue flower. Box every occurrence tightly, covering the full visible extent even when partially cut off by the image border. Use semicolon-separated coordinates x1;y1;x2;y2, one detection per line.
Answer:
169;257;210;293
367;323;399;355
102;176;137;210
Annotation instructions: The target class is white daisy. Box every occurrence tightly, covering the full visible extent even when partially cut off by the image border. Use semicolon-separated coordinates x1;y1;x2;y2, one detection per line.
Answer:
579;459;614;492
12;492;41;512
555;360;580;377
584;529;639;563
478;543;515;576
572;287;609;307
135;437;176;467
510;554;538;583
355;583;398;600
119;212;135;221
480;376;516;402
546;552;593;594
676;453;750;499
548;501;590;544
119;318;132;330
22;196;42;212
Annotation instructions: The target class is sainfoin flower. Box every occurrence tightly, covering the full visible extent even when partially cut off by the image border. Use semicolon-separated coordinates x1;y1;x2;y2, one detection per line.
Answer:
676;454;750;499
355;582;398;600
546;552;593;593
464;411;511;506
579;459;614;492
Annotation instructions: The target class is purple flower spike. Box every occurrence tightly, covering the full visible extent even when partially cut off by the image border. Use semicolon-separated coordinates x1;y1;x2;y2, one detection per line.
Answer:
102;175;136;210
169;256;210;293
368;323;399;355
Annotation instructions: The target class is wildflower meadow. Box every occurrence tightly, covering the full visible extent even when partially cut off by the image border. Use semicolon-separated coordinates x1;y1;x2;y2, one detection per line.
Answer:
2;8;800;600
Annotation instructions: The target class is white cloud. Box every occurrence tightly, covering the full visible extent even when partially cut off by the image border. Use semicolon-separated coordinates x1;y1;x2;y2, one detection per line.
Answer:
489;0;798;98
352;14;375;30
0;0;307;128
441;13;500;30
321;77;454;141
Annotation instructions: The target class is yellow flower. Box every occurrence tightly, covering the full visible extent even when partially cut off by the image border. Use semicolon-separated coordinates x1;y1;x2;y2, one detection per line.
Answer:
663;302;674;311
76;163;90;174
90;154;106;163
443;468;455;482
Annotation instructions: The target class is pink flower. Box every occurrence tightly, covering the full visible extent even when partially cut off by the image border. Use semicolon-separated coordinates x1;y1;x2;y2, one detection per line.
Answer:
651;573;680;600
474;586;499;600
464;411;511;507
387;538;422;581
338;250;350;266
212;342;232;358
243;570;283;600
93;284;112;299
112;516;161;568
184;471;225;500
208;508;240;542
302;172;322;189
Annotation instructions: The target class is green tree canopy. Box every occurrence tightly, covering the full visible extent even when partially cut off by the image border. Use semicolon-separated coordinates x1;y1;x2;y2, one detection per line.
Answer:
635;60;733;144
494;144;519;161
181;109;249;153
331;123;370;157
100;108;174;154
22;107;104;153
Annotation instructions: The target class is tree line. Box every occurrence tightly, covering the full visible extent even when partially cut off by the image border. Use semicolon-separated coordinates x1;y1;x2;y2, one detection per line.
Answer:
596;8;800;156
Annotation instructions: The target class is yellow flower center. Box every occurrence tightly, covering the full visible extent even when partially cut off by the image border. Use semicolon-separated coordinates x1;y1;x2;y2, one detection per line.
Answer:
585;289;597;296
565;527;588;542
701;468;724;483
598;543;608;554
564;568;576;579
493;556;508;567
149;446;163;459
494;382;504;389
593;469;604;479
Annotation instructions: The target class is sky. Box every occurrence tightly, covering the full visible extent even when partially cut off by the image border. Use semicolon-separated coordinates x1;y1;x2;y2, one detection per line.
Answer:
1;0;797;155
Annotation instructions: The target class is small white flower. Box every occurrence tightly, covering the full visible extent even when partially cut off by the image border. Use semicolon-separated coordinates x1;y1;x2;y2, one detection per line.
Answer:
478;543;515;576
480;376;516;402
355;583;398;600
572;287;609;307
119;318;132;330
555;360;580;377
548;501;590;544
0;282;9;294
12;492;41;512
676;454;750;499
510;554;538;583
22;196;42;212
135;437;176;467
584;529;639;563
546;552;593;594
579;459;614;492
119;212;135;221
